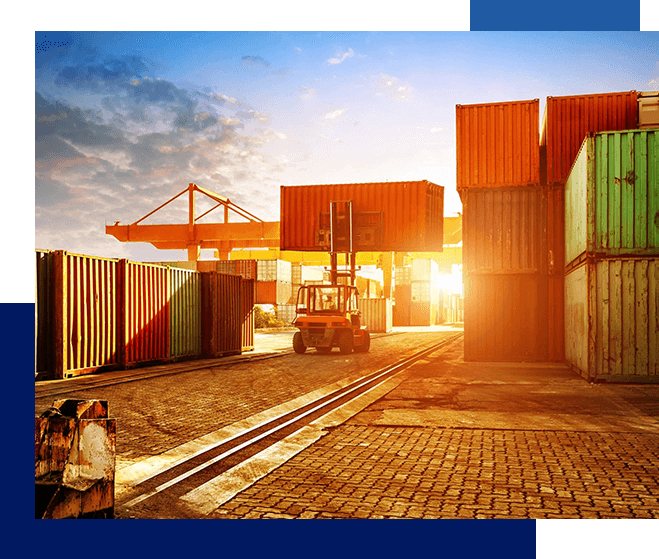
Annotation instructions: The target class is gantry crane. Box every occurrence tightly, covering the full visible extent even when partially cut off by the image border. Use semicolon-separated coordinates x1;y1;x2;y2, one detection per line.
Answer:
105;183;280;261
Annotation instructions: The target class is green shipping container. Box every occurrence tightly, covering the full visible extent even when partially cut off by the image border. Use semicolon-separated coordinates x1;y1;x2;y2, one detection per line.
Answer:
169;267;201;359
565;129;659;267
565;257;659;382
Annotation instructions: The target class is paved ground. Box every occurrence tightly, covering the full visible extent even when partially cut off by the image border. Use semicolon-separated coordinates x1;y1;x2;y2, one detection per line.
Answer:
35;327;659;519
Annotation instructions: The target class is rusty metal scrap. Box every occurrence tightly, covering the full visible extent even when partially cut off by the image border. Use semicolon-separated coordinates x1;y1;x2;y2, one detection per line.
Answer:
35;399;116;519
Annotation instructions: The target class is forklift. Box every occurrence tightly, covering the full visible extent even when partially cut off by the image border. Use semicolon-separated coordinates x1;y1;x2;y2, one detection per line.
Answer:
292;201;371;354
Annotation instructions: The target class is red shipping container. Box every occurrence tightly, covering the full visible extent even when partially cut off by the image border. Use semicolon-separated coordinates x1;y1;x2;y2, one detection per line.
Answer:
200;272;242;358
540;91;638;185
456;99;540;189
280;181;444;252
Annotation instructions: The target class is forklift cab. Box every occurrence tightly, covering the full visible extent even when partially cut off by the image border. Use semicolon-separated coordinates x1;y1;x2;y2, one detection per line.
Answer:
293;284;369;354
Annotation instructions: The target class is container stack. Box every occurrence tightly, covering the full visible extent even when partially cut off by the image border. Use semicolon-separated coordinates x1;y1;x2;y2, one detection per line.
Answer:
564;129;658;382
458;91;642;362
409;258;440;326
540;90;639;360
457;99;548;361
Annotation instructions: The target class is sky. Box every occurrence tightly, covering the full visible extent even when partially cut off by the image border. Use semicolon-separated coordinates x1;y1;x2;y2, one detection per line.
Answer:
33;31;658;266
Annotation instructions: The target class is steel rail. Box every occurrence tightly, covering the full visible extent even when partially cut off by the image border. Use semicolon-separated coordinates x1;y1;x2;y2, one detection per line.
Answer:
121;332;463;509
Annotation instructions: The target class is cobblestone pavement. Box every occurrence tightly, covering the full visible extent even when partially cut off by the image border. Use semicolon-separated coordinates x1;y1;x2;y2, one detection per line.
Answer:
209;425;659;519
35;328;659;519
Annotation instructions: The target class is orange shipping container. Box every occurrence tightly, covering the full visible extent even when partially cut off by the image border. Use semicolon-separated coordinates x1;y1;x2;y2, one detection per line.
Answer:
456;99;540;189
540;91;638;185
255;281;292;305
280;181;444;252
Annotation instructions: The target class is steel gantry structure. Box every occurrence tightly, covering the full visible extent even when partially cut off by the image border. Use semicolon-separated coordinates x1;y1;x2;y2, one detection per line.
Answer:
105;183;280;261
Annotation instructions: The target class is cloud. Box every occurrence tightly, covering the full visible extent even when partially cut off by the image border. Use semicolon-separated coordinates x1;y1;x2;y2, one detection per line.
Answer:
430;127;443;133
241;55;270;68
300;87;316;100
324;108;348;120
327;48;354;65
376;74;411;100
55;55;148;90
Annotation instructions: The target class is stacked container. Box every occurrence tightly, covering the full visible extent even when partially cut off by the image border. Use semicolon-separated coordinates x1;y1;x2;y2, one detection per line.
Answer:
410;258;439;326
255;259;292;305
457;99;547;361
564;129;658;382
540;90;640;360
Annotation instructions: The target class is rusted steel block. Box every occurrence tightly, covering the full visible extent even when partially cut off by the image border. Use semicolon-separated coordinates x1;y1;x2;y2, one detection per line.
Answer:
35;399;116;519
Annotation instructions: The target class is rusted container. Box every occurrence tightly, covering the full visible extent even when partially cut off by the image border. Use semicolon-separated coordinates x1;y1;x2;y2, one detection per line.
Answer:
565;129;659;267
280;181;444;252
456;99;540;189
541;91;638;185
565;257;658;382
393;284;411;326
461;187;547;273
35;250;52;376
358;298;393;333
119;261;169;367
256;281;293;305
201;272;242;358
35;399;116;519
169;267;201;359
464;273;549;362
241;278;255;351
49;251;120;378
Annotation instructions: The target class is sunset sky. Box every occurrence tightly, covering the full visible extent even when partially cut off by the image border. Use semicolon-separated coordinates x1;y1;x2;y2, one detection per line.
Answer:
34;31;658;265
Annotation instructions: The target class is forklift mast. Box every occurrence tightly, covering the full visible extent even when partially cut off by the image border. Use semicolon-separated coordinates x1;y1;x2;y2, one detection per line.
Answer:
329;200;357;286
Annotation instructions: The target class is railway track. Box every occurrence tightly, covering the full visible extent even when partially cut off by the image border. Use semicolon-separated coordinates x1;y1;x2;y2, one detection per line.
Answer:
115;331;463;518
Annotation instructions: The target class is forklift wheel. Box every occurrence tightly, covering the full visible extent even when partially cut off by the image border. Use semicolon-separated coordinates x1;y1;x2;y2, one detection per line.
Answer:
354;331;370;353
338;330;354;354
293;332;306;354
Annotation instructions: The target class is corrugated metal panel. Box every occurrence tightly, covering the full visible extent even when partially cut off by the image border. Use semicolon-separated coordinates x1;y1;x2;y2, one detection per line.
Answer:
464;273;548;362
393;284;411;326
565;257;658;382
541;91;638;185
241;278;255;351
638;91;659;128
395;266;412;286
462;187;547;273
358;298;392;333
280;181;444;252
67;253;120;372
121;261;169;366
566;129;658;267
201;272;242;358
256;281;292;305
35;250;52;375
547;273;565;362
456;99;540;189
169;267;201;359
275;303;296;325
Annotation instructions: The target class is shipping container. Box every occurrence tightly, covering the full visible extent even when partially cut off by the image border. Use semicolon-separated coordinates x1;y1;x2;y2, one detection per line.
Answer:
410;301;437;327
638;91;659;129
241;278;255;351
565;129;659;267
291;264;324;285
148;261;198;271
35;250;52;376
255;281;293;305
541;91;638;185
120;261;170;367
169;267;201;359
199;259;258;280
200;272;242;358
464;273;549;362
456;99;540;189
275;303;297;325
565;258;658;382
280;181;444;252
411;258;439;282
395;265;412;286
461;187;547;273
257;259;292;282
358;298;393;333
411;280;439;304
393;284;411;326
